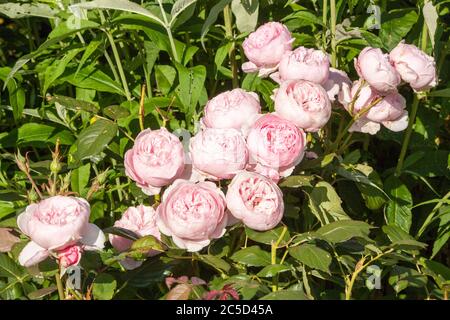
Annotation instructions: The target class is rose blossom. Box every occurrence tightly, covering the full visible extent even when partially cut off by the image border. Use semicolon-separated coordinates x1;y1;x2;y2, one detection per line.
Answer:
389;41;437;91
246;114;306;180
189;128;248;180
226;171;284;231
354;47;400;93
274;80;331;132
242;22;293;77
271;46;330;84
17;196;105;267
57;245;82;268
109;205;161;270
323;67;352;102
202;89;261;131
157;180;228;252
340;80;408;135
124;128;185;195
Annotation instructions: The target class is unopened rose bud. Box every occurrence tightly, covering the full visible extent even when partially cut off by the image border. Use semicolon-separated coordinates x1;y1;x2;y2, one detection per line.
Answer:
28;189;39;202
50;159;62;174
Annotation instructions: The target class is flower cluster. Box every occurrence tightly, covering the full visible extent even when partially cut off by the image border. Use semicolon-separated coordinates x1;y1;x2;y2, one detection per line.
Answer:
16;22;437;271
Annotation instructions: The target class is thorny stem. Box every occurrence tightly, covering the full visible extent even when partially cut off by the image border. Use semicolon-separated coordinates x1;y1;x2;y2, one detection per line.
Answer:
271;226;288;292
345;249;394;300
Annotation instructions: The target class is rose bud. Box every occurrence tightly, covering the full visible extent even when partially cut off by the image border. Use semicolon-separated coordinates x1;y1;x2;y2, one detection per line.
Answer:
271;46;330;84
246;114;306;180
242;22;294;77
274;80;332;132
57;245;82;268
156;180;228;252
389;41;437;92
124;128;185;196
189;128;248;180
17;196;105;267
109;205;161;270
354;47;401;93
202;89;261;132
323;67;352;102
226;171;284;231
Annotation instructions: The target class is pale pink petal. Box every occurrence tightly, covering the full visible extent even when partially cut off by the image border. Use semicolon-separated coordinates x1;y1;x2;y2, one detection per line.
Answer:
80;223;105;251
242;61;259;73
18;241;50;267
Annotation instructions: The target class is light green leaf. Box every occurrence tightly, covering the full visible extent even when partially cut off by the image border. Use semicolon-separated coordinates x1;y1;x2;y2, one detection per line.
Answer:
245;226;290;246
0;3;58;19
73;119;118;161
384;176;412;233
231;0;259;33
231;246;271;267
423;0;438;48
170;0;197;26
71;163;91;198
257;264;291;277
289;244;332;273
380;9;418;51
200;0;232;49
92;273;117;300
316;220;372;243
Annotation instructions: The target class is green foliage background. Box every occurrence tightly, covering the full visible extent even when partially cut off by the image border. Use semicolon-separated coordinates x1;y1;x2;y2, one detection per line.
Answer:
0;0;449;300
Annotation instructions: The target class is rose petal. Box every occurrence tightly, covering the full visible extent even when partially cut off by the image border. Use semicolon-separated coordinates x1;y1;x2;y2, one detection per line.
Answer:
18;241;50;267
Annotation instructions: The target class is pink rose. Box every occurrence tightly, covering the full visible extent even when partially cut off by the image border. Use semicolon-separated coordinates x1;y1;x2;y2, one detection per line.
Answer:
57;245;82;268
390;41;437;92
124;128;185;195
226;171;284;231
189;128;248;180
17;196;105;267
156;180;228;252
274;80;331;132
340;80;408;135
246;114;306;180
272;46;330;84
242;22;293;77
109;205;161;270
202;89;261;131
323;67;352;102
354;47;401;93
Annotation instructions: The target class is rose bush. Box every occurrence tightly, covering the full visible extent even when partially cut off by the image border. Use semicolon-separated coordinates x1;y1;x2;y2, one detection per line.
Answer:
0;0;448;302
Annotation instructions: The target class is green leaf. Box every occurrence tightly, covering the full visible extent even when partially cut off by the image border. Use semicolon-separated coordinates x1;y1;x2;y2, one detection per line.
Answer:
423;1;438;48
0;3;57;19
389;266;428;293
382;225;427;251
76;37;103;76
316;220;372;243
289;244;332;273
307;181;350;225
260;290;309;300
0;123;75;148
144;41;160;74
103;105;131;120
130;235;165;254
155;65;177;95
379;9;418;51
231;246;271;267
245;226;290;246
418;258;450;289
432;206;450;258
0;253;27;282
61;65;125;96
170;0;197;26
47;95;99;113
43;47;83;94
103;227;140;241
198;254;231;272
231;0;259;34
282;10;325;27
429;88;450;98
279;175;314;188
384;176;412;233
70;0;165;26
73;119;118;161
71;163;91;198
175;63;206;117
200;0;232;49
257;264;291;277
92;273;117;300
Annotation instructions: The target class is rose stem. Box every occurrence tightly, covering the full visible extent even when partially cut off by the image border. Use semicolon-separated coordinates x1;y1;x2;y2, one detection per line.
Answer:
322;0;328;50
139;83;146;131
330;0;337;68
395;22;428;176
55;271;65;300
223;4;239;88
